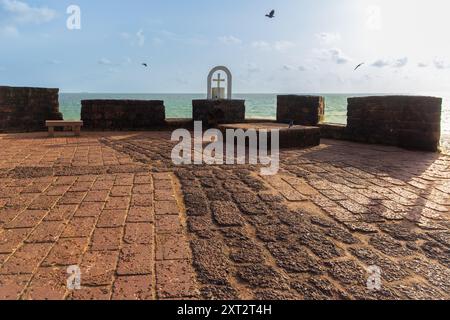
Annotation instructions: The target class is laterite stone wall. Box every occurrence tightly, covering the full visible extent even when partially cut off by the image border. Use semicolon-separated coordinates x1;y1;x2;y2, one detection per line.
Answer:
192;99;246;127
0;86;62;132
346;96;441;151
277;95;324;126
81;100;166;130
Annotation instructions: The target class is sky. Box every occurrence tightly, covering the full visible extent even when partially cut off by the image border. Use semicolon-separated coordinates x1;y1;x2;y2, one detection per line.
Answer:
1;0;450;94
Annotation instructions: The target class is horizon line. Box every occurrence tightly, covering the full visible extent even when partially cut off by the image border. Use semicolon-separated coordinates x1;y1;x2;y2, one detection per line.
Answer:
58;92;447;96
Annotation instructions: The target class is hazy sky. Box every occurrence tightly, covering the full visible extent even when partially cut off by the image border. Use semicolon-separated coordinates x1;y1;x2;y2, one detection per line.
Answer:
1;0;450;93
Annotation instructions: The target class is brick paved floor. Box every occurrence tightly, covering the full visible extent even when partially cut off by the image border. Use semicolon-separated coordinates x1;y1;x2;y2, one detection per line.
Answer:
0;131;449;300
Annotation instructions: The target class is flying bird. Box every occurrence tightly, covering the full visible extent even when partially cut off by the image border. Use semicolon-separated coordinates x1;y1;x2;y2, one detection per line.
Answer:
142;63;148;67
354;63;365;71
266;10;275;18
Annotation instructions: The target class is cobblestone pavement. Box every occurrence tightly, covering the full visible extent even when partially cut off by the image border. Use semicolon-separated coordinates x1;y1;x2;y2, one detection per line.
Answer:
0;132;449;300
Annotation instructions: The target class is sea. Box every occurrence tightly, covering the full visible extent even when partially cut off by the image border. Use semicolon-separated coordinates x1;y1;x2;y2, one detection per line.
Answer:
59;93;450;147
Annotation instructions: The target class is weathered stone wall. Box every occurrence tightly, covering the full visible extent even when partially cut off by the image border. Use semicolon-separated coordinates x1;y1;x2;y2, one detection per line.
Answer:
346;96;441;151
277;95;324;126
318;123;349;140
81;100;166;130
0;86;62;132
192;99;245;127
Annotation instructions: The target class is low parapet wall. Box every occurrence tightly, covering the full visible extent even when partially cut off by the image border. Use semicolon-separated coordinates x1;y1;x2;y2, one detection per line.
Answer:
193;99;245;127
0;86;62;132
277;95;324;126
81;99;166;130
320;96;442;151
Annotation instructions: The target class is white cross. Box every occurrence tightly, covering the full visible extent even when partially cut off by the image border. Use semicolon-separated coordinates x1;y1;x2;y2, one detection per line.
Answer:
213;73;225;90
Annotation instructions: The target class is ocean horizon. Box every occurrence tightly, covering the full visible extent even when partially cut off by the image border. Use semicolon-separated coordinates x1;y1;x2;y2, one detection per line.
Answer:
59;92;450;138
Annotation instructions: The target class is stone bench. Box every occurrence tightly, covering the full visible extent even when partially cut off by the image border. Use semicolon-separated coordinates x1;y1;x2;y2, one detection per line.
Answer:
45;120;83;137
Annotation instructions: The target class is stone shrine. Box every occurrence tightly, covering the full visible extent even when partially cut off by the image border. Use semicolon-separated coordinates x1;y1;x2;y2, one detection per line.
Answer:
193;66;245;127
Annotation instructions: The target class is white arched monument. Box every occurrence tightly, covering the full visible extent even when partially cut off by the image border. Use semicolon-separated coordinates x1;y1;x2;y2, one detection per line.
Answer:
207;66;232;100
193;65;244;125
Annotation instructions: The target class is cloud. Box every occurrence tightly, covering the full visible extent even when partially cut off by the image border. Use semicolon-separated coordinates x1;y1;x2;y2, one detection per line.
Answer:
371;59;390;68
392;57;408;68
160;29;176;37
282;65;295;71
433;58;448;69
1;0;56;24
98;57;136;68
106;67;120;74
119;32;131;40
251;41;270;50
316;32;341;45
371;57;408;68
0;25;19;37
298;66;307;71
98;58;113;66
152;37;163;46
176;77;189;85
314;48;350;64
246;63;260;74
274;41;295;52
252;40;295;52
46;59;61;65
218;35;242;45
155;29;207;46
240;63;261;82
328;48;350;64
123;57;132;65
136;29;145;47
366;5;382;31
120;29;147;47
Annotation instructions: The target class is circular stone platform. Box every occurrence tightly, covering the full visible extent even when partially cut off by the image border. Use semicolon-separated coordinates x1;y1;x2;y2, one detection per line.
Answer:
217;122;321;149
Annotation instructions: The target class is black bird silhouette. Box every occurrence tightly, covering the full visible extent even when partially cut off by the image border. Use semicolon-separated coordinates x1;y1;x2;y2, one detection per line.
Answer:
142;63;148;67
289;120;295;129
266;10;275;18
354;63;365;71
